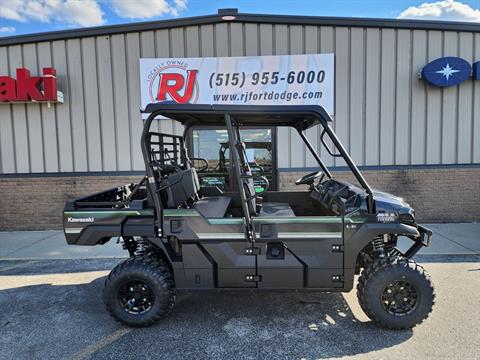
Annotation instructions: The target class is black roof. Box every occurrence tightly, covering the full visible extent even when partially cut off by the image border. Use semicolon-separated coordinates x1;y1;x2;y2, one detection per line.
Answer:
1;9;478;46
142;103;331;130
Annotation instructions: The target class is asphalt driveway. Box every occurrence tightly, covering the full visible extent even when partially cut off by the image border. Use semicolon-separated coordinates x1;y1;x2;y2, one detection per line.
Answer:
0;257;478;360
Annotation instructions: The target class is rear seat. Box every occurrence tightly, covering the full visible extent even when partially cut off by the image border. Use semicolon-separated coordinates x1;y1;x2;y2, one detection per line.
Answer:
160;168;231;218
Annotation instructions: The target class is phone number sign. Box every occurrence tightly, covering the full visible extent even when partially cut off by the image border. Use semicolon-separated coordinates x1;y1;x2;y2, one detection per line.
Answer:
140;54;334;116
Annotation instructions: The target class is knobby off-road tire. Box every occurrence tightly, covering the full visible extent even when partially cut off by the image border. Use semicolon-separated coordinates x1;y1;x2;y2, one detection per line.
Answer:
357;257;435;330
103;251;176;327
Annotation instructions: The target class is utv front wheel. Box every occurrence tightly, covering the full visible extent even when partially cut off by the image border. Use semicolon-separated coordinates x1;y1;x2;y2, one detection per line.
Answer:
357;258;434;329
103;255;175;327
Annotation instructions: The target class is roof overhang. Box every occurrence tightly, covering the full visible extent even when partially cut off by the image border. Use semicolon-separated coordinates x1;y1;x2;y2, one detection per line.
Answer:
142;103;332;130
1;9;478;46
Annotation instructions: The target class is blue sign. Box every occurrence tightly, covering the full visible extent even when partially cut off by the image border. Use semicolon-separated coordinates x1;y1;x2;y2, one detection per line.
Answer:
422;57;472;87
473;61;480;80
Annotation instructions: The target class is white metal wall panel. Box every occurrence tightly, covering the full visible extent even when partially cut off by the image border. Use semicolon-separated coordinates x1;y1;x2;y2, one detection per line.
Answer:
0;22;478;174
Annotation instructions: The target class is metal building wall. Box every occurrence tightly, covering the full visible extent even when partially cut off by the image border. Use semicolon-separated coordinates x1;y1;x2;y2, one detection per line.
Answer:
0;22;479;174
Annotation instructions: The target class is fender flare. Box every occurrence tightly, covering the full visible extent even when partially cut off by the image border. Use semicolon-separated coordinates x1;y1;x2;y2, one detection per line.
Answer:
345;223;419;269
342;223;419;292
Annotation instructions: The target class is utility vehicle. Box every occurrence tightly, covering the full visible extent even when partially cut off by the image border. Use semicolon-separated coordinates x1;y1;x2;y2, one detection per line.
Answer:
63;104;434;329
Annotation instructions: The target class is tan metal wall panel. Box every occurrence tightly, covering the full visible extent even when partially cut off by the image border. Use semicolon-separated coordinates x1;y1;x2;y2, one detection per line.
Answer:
0;47;15;173
110;34;132;170
319;26;335;168
457;32;473;164
334;27;350;167
0;22;478;175
410;30;428;165
394;29;412;165
125;33;143;170
349;28;365;165
66;39;88;171
51;40;74;172
474;33;480;163
23;43;44;173
379;29;396;166
290;25;306;168
9;45;30;173
442;32;458;164
364;28;381;166
426;31;442;164
81;37;102;172
37;42;59;173
305;26;320;167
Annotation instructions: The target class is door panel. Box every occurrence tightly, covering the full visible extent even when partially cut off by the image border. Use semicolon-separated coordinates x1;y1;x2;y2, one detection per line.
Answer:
202;242;256;288
254;216;344;289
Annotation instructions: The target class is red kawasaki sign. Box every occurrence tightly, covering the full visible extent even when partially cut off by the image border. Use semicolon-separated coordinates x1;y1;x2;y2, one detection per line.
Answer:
0;67;63;103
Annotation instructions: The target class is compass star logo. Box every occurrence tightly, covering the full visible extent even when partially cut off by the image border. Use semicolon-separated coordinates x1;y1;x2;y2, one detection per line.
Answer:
435;63;460;81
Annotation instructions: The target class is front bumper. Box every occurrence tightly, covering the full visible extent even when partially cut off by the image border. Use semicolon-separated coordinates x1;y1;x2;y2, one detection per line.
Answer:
404;224;433;258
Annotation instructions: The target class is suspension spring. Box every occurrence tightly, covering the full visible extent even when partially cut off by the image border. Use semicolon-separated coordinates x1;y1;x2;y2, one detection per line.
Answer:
372;236;385;258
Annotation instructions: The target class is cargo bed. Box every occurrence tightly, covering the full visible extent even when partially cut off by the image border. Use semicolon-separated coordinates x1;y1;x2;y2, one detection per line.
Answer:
63;180;155;245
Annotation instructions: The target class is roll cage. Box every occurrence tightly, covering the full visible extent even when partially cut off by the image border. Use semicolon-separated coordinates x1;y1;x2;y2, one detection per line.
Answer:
141;104;376;235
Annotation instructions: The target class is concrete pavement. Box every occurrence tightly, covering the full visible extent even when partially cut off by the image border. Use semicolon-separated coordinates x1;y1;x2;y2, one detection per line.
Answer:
0;259;478;360
0;223;479;260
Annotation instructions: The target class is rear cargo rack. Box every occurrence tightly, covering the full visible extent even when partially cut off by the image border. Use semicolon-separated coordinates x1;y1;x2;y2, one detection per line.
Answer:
73;178;149;209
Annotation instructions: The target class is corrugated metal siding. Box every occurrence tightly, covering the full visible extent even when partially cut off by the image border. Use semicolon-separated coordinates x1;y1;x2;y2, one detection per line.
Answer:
0;23;479;174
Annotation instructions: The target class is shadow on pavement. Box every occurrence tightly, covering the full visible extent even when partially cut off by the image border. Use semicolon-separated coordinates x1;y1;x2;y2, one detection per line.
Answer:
0;259;413;360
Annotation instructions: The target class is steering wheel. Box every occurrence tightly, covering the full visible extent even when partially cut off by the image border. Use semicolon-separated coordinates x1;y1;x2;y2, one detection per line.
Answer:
295;171;323;186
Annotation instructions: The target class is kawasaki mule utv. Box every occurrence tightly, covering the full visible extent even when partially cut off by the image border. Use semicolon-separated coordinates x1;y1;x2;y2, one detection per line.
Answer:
63;104;434;329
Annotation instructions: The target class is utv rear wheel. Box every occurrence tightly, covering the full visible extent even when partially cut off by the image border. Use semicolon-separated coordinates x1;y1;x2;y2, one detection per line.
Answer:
103;254;175;327
357;258;434;329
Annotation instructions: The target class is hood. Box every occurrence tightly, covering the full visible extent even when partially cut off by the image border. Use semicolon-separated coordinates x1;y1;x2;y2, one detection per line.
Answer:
372;190;415;221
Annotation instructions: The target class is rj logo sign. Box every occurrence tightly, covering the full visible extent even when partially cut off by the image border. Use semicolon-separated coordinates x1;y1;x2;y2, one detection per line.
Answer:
140;54;335;118
156;69;199;104
0;67;63;103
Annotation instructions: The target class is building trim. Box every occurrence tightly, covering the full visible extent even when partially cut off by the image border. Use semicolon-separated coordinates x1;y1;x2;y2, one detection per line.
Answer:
278;163;480;172
1;11;479;46
0;163;479;179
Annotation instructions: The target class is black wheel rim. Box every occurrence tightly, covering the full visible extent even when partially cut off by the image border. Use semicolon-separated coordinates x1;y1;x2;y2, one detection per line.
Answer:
118;280;154;315
381;280;419;316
